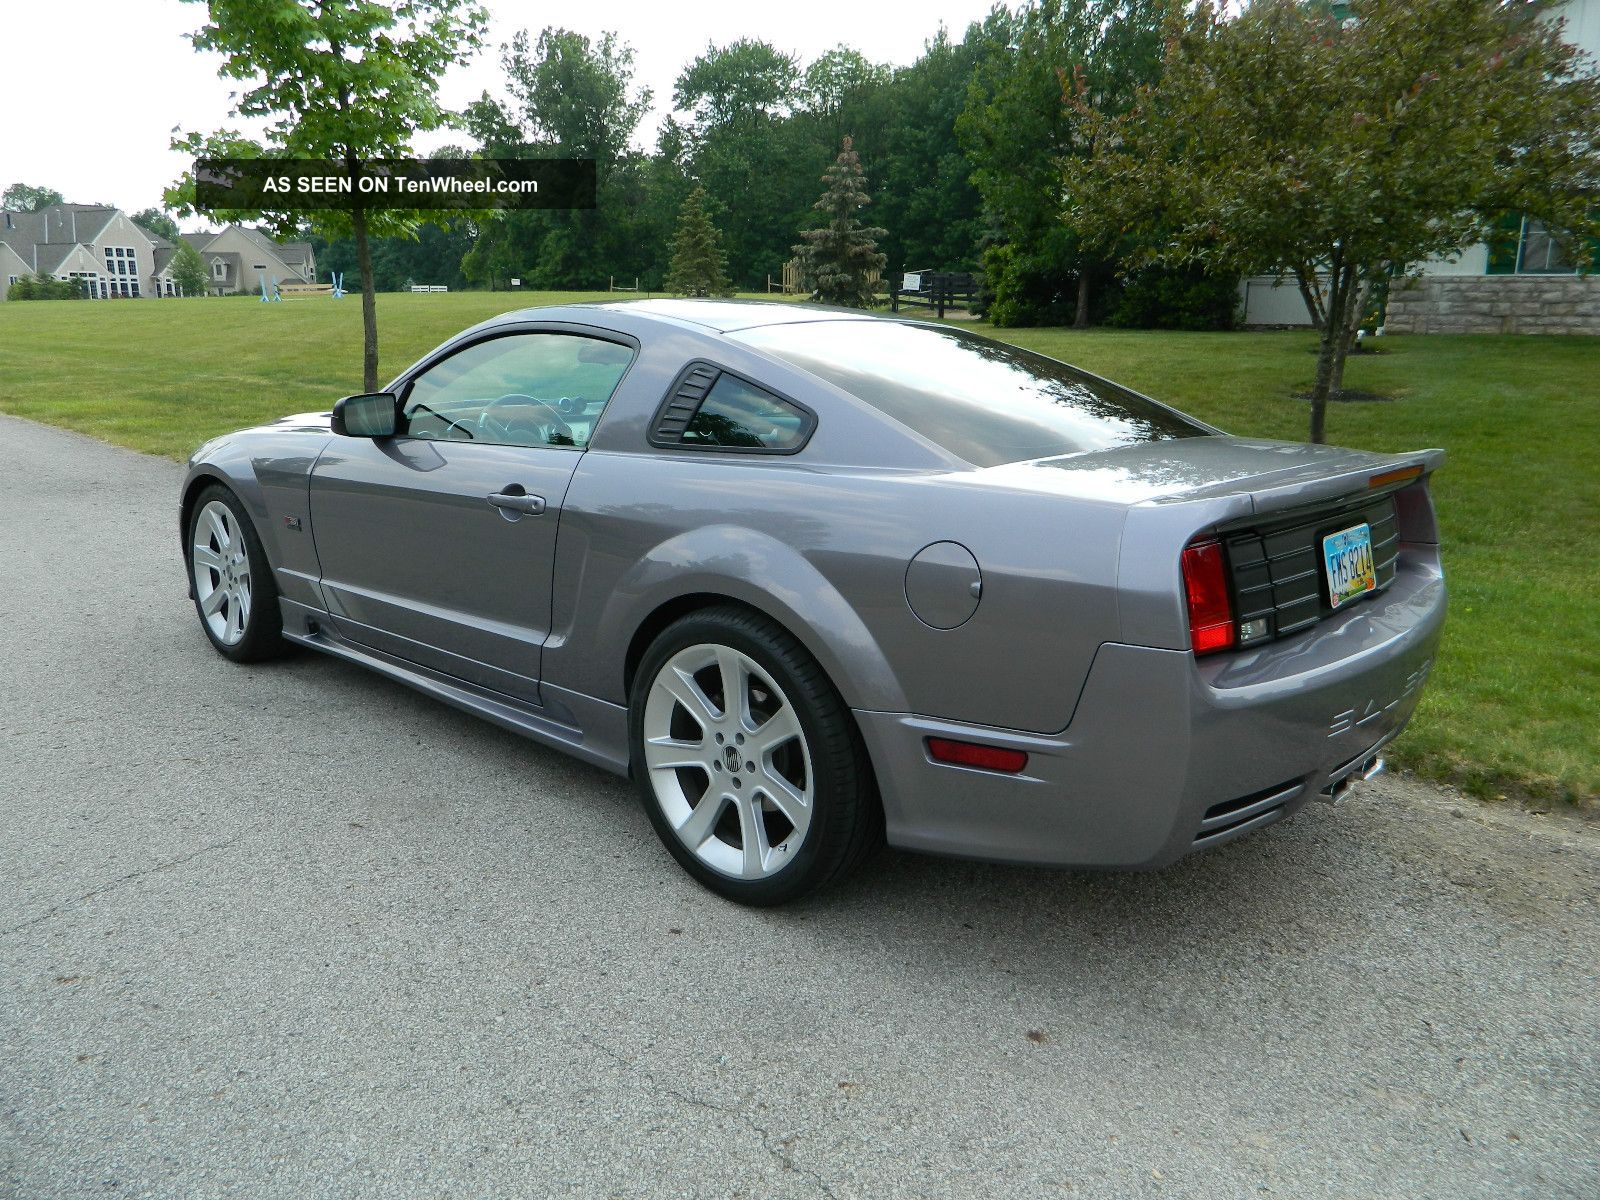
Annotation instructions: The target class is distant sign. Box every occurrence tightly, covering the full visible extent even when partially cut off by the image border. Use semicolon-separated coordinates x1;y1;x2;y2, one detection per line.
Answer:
903;273;921;292
510;278;522;287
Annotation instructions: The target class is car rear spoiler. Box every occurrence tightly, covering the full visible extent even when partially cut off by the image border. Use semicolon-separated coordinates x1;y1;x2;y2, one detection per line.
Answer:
1190;447;1446;521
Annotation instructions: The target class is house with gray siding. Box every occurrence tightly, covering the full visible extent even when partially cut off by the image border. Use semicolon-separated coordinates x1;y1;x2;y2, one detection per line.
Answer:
0;204;314;302
184;225;317;297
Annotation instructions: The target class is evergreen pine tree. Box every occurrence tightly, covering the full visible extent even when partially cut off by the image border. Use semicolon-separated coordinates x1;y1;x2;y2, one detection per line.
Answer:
793;136;887;307
664;186;733;297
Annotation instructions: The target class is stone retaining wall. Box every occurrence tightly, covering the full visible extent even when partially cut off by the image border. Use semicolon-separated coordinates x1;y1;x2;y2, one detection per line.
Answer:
1385;274;1600;335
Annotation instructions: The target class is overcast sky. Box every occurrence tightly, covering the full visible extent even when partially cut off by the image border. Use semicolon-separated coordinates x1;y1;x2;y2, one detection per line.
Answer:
2;0;1003;221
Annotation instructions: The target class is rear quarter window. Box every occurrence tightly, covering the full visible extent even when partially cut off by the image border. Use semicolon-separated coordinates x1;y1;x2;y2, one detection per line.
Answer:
730;320;1211;467
651;364;815;454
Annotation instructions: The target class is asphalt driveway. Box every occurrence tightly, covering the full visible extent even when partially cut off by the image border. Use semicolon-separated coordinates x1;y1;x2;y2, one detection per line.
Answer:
2;413;1596;1199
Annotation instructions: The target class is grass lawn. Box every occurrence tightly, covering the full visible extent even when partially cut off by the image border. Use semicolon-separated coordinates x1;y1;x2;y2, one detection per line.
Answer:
1;292;1595;804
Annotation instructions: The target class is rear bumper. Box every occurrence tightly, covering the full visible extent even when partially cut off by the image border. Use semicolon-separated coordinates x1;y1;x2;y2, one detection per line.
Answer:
855;546;1445;868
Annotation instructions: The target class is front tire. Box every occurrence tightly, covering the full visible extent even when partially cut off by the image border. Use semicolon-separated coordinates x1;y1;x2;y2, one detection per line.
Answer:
187;485;286;663
629;607;881;905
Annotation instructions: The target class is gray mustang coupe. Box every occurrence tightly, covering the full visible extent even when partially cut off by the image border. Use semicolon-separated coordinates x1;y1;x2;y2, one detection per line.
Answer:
181;299;1445;904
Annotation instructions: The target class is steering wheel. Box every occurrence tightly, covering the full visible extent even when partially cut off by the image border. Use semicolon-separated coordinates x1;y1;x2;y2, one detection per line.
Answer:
480;394;577;446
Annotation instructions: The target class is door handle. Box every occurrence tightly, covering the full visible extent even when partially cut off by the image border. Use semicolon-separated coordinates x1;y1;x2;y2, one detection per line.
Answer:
487;490;546;516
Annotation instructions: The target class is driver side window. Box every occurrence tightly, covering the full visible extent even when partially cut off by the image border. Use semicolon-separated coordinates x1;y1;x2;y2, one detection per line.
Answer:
401;332;634;450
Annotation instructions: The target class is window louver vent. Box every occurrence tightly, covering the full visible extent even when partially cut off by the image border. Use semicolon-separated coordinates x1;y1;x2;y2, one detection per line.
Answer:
654;363;720;443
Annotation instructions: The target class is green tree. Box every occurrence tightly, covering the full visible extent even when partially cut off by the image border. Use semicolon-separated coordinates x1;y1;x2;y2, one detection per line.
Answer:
131;208;181;241
2;183;64;212
866;20;1003;279
793;136;887;307
1070;0;1600;442
167;0;487;392
959;0;1171;327
473;26;654;289
664;186;732;297
171;238;210;297
630;118;697;290
802;46;891;148
314;221;470;291
674;40;811;284
675;38;800;127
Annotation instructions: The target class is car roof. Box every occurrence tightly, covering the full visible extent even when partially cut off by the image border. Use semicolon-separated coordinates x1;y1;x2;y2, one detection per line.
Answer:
490;298;887;335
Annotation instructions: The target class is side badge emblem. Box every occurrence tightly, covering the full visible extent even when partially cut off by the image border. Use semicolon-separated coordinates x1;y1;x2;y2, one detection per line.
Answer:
284;515;303;531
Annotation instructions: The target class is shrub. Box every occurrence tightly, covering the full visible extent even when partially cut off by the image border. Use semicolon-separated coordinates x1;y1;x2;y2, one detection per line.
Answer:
1103;264;1239;331
7;274;87;301
981;242;1076;328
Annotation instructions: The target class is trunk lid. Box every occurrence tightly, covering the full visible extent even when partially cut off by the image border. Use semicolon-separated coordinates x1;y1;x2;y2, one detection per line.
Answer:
980;435;1442;516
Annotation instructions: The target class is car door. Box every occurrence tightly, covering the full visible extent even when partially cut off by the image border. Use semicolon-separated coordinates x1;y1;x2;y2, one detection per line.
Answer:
308;328;636;703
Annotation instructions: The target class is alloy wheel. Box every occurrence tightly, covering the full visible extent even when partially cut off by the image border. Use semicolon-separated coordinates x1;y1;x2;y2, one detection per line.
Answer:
641;643;814;881
191;499;252;646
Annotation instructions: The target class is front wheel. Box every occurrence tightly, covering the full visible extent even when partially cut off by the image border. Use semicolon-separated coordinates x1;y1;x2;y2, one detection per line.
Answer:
630;607;881;905
186;484;286;662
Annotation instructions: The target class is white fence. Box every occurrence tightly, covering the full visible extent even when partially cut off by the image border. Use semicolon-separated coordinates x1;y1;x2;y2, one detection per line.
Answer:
409;285;449;294
1239;276;1319;327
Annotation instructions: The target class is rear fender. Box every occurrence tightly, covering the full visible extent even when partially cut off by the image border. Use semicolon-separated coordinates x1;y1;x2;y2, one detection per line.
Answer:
586;524;907;714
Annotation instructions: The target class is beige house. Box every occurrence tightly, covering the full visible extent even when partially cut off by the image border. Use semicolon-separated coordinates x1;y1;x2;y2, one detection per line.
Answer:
0;204;157;301
0;241;32;298
0;203;315;302
183;225;317;297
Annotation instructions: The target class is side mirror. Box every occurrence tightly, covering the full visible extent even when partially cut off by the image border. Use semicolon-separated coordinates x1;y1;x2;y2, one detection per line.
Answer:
331;392;399;438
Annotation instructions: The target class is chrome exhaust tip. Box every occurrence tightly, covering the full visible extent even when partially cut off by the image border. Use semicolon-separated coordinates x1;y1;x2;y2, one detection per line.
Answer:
1319;753;1385;804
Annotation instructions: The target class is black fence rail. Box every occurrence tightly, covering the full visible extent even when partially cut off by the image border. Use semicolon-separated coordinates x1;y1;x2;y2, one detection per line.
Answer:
890;270;980;317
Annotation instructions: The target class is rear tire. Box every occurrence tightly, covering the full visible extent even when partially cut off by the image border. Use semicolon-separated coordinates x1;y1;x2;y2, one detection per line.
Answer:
629;606;881;905
186;484;287;663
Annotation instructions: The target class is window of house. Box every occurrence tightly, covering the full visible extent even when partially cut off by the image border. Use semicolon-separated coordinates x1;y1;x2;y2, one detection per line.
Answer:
1518;221;1576;274
104;246;141;279
1487;215;1592;276
212;261;225;278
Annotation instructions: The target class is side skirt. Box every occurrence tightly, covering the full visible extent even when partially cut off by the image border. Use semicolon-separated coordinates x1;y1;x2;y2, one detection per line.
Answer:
279;599;631;777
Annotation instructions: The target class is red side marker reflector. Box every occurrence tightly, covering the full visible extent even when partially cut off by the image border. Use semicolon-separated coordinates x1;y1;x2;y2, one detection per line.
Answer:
926;737;1029;774
1368;464;1424;489
1181;538;1235;655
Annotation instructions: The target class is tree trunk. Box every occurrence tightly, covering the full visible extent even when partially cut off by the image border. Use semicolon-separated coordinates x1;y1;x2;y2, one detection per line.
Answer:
1306;262;1355;445
1294;265;1327;334
351;205;379;393
1073;269;1092;329
1327;276;1370;401
1309;334;1336;445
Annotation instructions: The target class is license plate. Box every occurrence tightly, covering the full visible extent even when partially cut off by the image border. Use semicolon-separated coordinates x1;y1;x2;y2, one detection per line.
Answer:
1322;523;1377;609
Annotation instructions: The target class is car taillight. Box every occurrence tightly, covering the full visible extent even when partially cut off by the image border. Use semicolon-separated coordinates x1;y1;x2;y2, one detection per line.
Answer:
1181;538;1235;655
926;737;1029;774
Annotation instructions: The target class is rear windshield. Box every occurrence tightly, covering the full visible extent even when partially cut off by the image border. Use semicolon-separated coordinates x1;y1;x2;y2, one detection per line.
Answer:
730;320;1211;467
